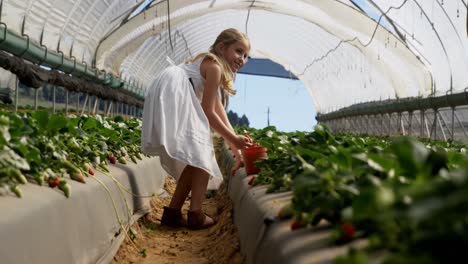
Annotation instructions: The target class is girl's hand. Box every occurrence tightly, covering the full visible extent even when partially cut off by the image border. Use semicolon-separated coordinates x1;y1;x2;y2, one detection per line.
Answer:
244;134;253;144
230;155;244;176
232;134;253;149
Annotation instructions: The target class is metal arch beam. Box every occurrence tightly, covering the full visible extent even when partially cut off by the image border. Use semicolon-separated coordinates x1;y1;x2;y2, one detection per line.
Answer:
94;0;416;78
95;0;206;64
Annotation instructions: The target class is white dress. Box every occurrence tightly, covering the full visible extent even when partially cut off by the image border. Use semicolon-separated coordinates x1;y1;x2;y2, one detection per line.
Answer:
141;57;223;190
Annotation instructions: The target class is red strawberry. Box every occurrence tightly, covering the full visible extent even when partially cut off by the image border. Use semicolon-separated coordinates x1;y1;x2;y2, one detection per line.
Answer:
248;175;256;186
48;177;60;188
108;155;116;164
340;223;356;242
290;219;305;231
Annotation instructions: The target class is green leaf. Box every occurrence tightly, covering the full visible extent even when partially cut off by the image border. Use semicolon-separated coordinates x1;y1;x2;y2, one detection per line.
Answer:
48;115;68;133
32;111;50;131
82;118;98;130
113;115;125;122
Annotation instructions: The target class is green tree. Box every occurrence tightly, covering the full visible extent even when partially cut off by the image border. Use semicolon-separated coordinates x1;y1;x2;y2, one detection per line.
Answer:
239;114;250;127
227;110;250;127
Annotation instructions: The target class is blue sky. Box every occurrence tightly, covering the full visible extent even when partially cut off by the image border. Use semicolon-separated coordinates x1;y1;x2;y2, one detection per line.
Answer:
227;0;390;133
229;74;317;132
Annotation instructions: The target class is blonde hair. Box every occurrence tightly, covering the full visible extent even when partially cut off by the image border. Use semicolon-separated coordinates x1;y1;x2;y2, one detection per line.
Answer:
190;28;250;107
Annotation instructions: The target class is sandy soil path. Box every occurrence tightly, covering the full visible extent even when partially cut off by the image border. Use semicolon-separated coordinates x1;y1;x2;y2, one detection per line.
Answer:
112;178;244;264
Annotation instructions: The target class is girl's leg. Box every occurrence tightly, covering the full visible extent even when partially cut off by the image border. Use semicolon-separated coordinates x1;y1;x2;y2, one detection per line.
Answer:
188;167;215;227
168;165;194;210
189;166;210;211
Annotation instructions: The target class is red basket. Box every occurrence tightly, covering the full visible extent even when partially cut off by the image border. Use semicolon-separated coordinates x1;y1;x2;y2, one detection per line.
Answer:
242;144;268;175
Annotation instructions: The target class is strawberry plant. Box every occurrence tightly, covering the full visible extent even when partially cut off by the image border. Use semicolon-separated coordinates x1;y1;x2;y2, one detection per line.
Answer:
0;110;144;198
233;125;468;262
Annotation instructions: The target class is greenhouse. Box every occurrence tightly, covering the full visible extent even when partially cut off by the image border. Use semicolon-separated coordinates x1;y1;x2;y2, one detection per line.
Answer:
1;0;468;263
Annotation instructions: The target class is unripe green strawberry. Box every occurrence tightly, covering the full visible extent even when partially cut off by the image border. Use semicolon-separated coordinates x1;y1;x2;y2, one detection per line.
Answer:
11;185;22;198
11;169;27;184
98;163;110;173
59;180;71;198
70;171;86;183
135;153;142;160
118;157;127;164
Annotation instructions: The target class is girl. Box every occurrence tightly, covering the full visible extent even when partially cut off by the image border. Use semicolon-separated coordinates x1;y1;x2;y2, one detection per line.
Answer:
141;28;252;229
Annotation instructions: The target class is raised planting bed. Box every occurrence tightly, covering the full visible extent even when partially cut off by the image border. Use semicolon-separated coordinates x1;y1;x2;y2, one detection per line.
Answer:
0;156;166;264
219;149;367;264
219;125;468;263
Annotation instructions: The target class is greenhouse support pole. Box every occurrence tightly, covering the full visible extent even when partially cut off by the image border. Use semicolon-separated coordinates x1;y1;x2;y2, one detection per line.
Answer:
380;114;384;136
438;111;450;141
451;107;455;140
357;116;365;134
88;95;92;114
429;110;437;140
106;101;112;116
373;115;378;135
52;85;56;113
34;88;38;110
454;112;468;138
354;117;360;134
14;76;18;113
397;112;403;135
93;97;98;115
375;115;385;135
366;115;369;135
65;90;69;114
349;118;356;134
76;93;80;113
81;94;89;115
408;111;413;136
420;111;424;138
361;116;365;134
376;114;385;135
346;118;353;133
424;113;430;138
402;113;408;136
388;113;392;135
437;111;447;141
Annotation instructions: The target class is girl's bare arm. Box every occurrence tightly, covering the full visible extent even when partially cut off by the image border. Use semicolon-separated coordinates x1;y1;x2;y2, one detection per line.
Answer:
201;60;248;149
214;98;242;154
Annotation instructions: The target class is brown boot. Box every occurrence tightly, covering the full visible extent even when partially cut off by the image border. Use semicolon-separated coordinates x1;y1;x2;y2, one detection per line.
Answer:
161;206;186;227
187;209;217;230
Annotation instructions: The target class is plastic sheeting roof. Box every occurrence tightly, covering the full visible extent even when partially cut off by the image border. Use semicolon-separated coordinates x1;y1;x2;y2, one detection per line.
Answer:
2;0;468;113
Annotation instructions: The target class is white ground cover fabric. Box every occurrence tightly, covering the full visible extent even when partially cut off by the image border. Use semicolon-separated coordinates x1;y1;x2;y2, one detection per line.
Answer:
0;157;165;264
